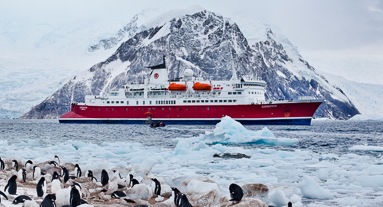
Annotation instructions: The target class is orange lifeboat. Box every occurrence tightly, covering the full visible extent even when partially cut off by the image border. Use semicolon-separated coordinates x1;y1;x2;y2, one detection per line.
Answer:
168;82;187;91
193;82;211;90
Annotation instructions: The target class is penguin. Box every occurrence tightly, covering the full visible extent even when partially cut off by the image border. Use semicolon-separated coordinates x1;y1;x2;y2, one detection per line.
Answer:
86;170;98;182
229;183;244;203
12;160;18;171
4;175;17;195
12;195;32;204
0;157;5;170
101;169;109;186
151;178;161;196
70;184;81;207
74;164;82;178
17;168;27;183
36;177;47;197
61;167;70;183
25;160;33;171
51;171;62;194
40;194;56;207
0;191;8;203
179;194;193;207
171;187;182;206
111;190;127;198
54;155;60;165
32;166;42;180
129;174;139;188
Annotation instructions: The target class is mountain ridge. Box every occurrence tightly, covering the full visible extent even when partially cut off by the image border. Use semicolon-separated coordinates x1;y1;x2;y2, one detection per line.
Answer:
21;9;359;120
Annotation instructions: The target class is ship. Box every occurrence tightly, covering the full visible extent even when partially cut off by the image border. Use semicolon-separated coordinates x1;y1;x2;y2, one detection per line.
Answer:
59;57;322;125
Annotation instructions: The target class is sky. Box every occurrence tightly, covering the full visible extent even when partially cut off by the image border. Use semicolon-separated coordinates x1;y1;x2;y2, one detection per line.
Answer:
0;0;382;83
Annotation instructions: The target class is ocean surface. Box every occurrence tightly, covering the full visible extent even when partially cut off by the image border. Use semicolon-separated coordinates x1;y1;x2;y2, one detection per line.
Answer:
1;118;383;206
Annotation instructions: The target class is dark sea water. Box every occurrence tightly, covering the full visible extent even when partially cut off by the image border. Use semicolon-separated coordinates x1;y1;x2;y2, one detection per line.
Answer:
1;119;382;156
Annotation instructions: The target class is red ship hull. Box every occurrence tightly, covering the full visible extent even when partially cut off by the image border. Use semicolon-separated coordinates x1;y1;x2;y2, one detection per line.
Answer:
59;101;322;125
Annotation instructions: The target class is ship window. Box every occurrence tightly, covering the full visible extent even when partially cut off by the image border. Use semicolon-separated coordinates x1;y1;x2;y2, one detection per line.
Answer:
136;101;138;105
210;100;213;103
107;101;110;104
143;101;145;105
233;92;237;95
188;100;191;103
183;100;187;103
197;100;200;103
219;100;222;103
111;101;114;104
121;101;124;104
127;101;129;105
116;101;119;104
238;92;242;95
229;100;232;102
218;92;221;95
228;92;232;95
192;100;195;103
214;100;218;102
150;101;152;105
166;101;169;104
224;100;227;102
234;100;237;102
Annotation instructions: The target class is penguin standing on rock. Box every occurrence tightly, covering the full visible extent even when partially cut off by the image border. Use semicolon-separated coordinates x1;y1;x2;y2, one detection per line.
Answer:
12;160;18;171
171;187;182;206
229;183;244;203
40;194;56;207
36;177;47;197
151;178;161;196
4;175;17;195
51;171;62;194
101;169;109;186
32;166;42;180
17;168;27;183
25;160;33;171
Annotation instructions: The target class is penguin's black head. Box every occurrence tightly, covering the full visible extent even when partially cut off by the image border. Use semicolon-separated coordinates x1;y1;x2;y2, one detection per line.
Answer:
25;160;33;166
129;174;133;179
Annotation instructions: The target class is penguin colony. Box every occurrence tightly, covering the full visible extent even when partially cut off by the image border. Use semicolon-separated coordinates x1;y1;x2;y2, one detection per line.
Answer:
0;156;270;207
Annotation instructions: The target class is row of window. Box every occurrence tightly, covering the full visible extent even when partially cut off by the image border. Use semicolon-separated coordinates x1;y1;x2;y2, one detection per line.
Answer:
106;100;127;104
183;99;237;103
228;92;242;95
92;106;227;112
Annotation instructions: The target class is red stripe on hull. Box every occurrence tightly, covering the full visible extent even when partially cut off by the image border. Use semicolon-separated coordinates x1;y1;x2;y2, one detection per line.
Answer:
60;102;322;123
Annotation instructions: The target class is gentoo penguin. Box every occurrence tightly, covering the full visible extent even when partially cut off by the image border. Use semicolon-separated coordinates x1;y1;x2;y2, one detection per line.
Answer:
86;170;98;182
70;184;81;207
54;155;60;165
129;174;139;188
179;194;193;207
25;160;33;171
61;167;70;183
12;195;32;204
4;175;17;195
17;168;27;183
40;194;56;207
0;191;8;203
111;190;127;198
151;178;161;196
101;169;109;186
12;160;18;171
36;177;47;197
74;164;82;178
0;157;5;170
171;187;182;206
32;166;42;180
51;171;62;194
229;183;244;203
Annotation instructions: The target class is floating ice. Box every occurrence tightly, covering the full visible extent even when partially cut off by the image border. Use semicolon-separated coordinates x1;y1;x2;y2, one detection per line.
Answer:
349;145;383;152
299;176;333;199
203;116;297;145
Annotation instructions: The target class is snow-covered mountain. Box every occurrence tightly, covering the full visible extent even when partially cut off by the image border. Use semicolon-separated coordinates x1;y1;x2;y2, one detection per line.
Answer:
21;9;360;119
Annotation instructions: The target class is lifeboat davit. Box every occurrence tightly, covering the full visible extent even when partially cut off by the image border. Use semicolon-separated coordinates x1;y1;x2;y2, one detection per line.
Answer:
193;82;211;90
168;82;187;91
